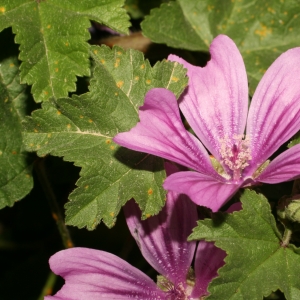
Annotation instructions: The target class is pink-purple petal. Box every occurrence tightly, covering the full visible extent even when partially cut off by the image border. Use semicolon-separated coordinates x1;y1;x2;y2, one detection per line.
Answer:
255;144;300;184
168;35;248;161
124;163;198;285
246;47;300;172
191;241;226;298
163;171;241;211
45;248;165;300
113;88;216;175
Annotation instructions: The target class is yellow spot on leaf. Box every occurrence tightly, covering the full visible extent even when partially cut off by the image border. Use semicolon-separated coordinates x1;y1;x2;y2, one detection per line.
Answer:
284;11;288;15
34;128;38;133
116;81;124;88
0;151;2;155
114;58;120;68
148;188;153;195
140;64;145;69
44;91;49;95
0;7;5;13
88;119;93;123
134;76;139;81
30;143;34;147
55;61;58;64
65;42;69;46
4;97;8;103
26;174;31;178
145;214;151;219
115;92;118;96
85;185;89;189
80;115;83;118
100;59;105;64
12;151;17;155
93;49;98;54
289;27;293;31
171;77;179;82
67;124;71;129
48;133;52;138
9;63;14;67
110;145;115;150
146;79;151;85
36;145;41;149
57;110;61;115
255;25;272;37
55;68;59;72
106;140;111;144
47;24;51;29
110;212;115;217
267;7;275;14
117;51;122;55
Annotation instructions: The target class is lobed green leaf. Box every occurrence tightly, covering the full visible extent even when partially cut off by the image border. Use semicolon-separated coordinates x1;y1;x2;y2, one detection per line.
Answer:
0;0;130;102
190;190;300;300
23;45;188;229
142;0;300;94
0;56;33;209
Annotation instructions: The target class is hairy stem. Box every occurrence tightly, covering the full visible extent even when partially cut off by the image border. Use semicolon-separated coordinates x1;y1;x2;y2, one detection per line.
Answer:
35;157;73;249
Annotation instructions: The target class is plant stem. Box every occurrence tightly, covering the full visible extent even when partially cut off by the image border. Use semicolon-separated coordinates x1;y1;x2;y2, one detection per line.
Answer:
37;272;57;300
34;157;74;249
281;227;292;247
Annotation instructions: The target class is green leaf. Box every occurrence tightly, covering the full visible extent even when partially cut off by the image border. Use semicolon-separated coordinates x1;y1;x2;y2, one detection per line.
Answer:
142;0;300;94
23;45;188;229
190;190;300;300
0;56;33;209
0;0;130;102
124;0;170;19
288;131;300;148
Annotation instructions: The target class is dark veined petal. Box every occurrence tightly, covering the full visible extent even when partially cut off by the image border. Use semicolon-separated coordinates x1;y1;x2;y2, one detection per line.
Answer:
191;241;226;298
169;35;248;162
45;248;165;300
246;47;300;173
114;88;216;175
255;144;300;184
124;162;198;285
163;171;241;212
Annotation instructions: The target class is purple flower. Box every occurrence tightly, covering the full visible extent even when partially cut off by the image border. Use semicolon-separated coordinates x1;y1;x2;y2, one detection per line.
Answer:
45;163;225;299
114;34;300;211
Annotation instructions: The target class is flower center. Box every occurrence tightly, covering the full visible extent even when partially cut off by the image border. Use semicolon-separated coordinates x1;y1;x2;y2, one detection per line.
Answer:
219;134;252;181
165;282;189;300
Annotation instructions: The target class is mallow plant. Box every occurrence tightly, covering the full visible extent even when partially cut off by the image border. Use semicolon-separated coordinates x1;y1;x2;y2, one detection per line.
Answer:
1;1;300;299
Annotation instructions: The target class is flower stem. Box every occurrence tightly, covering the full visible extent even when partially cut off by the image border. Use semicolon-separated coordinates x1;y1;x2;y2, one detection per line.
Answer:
37;272;57;300
281;227;292;248
34;157;74;249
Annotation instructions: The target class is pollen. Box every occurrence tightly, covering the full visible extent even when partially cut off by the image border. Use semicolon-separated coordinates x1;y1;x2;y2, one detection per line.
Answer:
219;134;252;180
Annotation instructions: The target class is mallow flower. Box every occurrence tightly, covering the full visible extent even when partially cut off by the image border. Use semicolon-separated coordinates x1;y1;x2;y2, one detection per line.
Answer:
45;163;226;300
114;34;300;212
